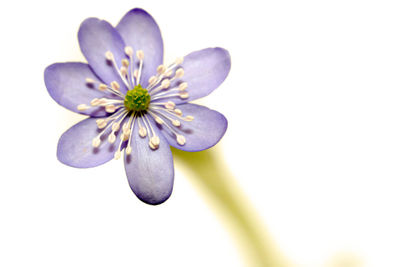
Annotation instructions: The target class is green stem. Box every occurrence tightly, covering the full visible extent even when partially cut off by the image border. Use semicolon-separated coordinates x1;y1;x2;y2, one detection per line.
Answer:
171;146;289;267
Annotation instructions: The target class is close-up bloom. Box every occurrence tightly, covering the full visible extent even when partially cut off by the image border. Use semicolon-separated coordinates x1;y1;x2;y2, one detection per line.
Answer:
44;8;231;205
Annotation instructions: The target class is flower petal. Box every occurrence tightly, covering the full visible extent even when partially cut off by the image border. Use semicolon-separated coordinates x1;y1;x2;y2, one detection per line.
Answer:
45;62;116;117
156;103;227;152
57;117;122;168
124;120;174;205
116;8;163;87
167;47;231;104
78;18;128;91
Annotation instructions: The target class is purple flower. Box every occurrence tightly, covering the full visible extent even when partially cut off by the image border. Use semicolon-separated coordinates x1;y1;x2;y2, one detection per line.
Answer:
44;8;230;205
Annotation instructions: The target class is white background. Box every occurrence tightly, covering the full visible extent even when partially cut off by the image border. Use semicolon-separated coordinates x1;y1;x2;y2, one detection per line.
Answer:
1;0;400;266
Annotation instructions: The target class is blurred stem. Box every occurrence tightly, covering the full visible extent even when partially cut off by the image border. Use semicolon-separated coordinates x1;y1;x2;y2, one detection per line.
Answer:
171;146;288;267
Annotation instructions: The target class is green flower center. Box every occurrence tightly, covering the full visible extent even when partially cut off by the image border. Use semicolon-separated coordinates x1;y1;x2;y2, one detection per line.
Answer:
124;85;150;111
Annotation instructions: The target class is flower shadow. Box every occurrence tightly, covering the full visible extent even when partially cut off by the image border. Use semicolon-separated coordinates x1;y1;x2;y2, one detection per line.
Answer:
171;146;288;267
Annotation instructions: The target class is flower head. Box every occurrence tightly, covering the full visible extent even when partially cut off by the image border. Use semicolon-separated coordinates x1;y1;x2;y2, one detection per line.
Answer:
44;8;231;205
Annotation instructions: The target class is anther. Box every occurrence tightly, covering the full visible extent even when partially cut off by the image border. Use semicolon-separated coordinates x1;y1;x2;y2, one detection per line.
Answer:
175;57;184;65
105;105;116;113
148;76;157;85
124;46;134;57
85;78;95;84
120;66;128;77
165;69;173;77
92;137;101;148
154;116;164;125
177;135;186;145
179;92;189;99
174;109;182;116
161;79;170;89
126;146;132;155
111;81;120;91
77;104;90;111
99;83;108;91
111;122;120;132
175;68;184;78
185;115;194;121
96;119;107;129
90;98;101;106
105;51;114;61
179;82;188;91
151;136;160;147
136;50;144;60
122;59;129;67
108;133;116;144
165;101;175;110
114;150;121;160
157;65;166;74
139;126;147;137
172;120;181;127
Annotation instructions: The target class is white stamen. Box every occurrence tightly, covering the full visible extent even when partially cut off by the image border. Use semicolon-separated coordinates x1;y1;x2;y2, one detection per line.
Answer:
105;105;117;113
175;68;184;78
172;120;181;127
157;65;166;74
98;83;108;91
122;59;129;68
154;115;164;125
139;126;147;137
165;69;173;77
165;101;175;110
120;66;128;77
177;135;186;145
111;81;120;91
90;98;101;106
148;76;157;85
86;78;95;84
175;57;184;65
185;115;194;121
174;109;182;116
150;136;160;147
136;50;144;60
105;51;114;61
161;79;170;89
92;137;101;148
126;146;132;155
108;132;116;144
114;150;121;160
179;92;189;99
96;119;107;129
111;122;120;132
124;46;134;57
179;82;188;91
77;104;90;111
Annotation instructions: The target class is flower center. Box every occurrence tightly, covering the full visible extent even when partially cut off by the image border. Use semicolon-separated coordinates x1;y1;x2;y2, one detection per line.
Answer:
124;85;150;111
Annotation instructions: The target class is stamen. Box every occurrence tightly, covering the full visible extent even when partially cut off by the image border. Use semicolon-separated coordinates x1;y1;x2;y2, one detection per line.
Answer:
122;59;129;68
175;57;184;65
143;114;159;149
136;50;144;85
91;110;128;147
85;78;96;85
77;104;90;111
177;135;186;145
105;105;117;113
92;137;101;148
105;50;131;89
111;81;120;91
105;51;114;61
148;110;186;146
124;46;134;57
138;117;147;137
179;82;188;91
174;68;184;78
